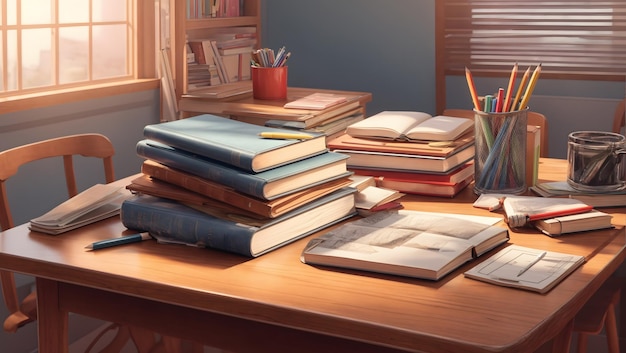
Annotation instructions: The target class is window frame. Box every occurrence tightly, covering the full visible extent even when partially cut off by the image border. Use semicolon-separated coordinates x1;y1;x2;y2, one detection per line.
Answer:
435;1;626;112
0;0;159;114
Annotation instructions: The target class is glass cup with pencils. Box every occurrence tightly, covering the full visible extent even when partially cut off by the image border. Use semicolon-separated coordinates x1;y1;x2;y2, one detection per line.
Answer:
465;63;541;195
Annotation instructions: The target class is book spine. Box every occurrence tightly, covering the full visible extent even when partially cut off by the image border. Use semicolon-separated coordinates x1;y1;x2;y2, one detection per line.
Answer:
141;161;273;218
136;141;268;199
143;126;256;172
121;196;256;257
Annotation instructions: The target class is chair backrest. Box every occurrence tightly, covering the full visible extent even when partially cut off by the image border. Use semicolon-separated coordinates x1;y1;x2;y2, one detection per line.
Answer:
443;109;549;157
0;133;115;333
613;99;625;134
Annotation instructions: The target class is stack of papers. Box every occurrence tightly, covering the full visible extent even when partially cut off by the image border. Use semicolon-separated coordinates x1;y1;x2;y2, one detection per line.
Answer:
30;177;134;235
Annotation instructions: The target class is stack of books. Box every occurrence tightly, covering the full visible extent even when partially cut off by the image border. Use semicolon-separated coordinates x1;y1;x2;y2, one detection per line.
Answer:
122;114;358;257
328;111;476;197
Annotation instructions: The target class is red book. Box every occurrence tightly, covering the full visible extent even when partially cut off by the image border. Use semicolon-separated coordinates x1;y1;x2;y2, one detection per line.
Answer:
350;161;474;185
371;173;473;198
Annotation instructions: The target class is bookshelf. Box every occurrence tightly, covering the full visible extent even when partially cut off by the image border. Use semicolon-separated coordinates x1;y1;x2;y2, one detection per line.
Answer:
171;0;261;103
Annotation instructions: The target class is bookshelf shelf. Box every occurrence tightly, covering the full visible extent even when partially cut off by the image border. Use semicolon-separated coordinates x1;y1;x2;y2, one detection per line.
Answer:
171;0;261;104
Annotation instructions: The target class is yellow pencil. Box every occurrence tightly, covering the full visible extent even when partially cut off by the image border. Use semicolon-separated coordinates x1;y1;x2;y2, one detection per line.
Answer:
465;67;482;111
511;66;530;112
258;132;314;140
503;63;518;112
518;64;542;110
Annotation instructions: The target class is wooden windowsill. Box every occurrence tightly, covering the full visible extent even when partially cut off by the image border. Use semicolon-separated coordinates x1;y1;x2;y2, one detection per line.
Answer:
0;79;160;115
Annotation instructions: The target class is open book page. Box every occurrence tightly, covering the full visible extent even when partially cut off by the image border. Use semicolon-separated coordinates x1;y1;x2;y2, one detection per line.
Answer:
404;115;474;141
464;245;585;293
346;111;432;140
354;185;403;210
301;210;507;280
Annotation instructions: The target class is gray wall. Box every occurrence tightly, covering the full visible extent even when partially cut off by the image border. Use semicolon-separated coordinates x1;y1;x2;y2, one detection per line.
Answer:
262;0;625;158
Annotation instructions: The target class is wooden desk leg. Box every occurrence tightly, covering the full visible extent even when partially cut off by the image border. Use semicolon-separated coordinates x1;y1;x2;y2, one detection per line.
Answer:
36;278;69;353
551;319;573;353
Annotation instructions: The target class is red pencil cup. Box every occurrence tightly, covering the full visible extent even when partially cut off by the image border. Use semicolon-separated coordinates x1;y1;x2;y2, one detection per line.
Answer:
251;66;288;100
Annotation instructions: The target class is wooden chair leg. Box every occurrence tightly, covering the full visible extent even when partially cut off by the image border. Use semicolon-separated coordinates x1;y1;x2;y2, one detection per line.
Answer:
605;302;619;353
86;323;131;353
576;333;588;353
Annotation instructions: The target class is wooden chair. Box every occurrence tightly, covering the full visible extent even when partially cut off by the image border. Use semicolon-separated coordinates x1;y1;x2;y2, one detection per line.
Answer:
0;134;195;353
613;98;625;134
442;109;549;157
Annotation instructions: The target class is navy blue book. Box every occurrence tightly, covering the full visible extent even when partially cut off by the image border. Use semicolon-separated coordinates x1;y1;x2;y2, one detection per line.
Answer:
143;114;327;172
120;189;357;257
136;139;351;200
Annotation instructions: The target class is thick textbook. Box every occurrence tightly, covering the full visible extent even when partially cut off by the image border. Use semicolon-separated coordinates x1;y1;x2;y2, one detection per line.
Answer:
130;163;353;218
351;161;474;184
346;111;473;142
136;140;351;200
120;189;357;257
464;245;585;293
532;210;613;236
143;114;326;172
301;210;508;281
333;144;475;174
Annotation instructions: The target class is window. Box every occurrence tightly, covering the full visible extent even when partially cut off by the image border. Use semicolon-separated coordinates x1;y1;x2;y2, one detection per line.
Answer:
0;0;157;110
437;1;626;80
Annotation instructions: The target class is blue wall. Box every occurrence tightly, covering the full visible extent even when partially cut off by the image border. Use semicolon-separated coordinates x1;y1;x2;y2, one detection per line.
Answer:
262;0;625;158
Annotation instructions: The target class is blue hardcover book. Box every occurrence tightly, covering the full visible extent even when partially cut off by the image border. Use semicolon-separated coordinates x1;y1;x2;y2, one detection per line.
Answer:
120;189;357;257
143;114;327;172
136;139;352;200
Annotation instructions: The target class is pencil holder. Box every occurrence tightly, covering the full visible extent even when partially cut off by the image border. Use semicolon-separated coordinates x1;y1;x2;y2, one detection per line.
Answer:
473;109;528;195
251;66;288;100
567;131;626;192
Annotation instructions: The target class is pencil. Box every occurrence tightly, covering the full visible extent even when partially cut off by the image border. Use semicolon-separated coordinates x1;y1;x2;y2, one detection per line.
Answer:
503;63;518;112
465;67;482;111
518;64;542;110
511;66;530;111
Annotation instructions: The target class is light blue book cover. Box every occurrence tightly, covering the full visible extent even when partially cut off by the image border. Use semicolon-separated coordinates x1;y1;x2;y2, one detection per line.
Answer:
136;139;351;200
120;189;357;257
143;114;327;172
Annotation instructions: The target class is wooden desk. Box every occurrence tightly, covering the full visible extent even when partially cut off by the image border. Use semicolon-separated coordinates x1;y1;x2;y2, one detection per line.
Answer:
0;159;624;353
179;85;372;129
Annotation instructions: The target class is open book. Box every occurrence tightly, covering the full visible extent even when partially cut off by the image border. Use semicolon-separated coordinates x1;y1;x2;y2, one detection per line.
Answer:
346;111;473;142
30;175;135;235
474;194;594;228
301;210;509;280
464;245;585;293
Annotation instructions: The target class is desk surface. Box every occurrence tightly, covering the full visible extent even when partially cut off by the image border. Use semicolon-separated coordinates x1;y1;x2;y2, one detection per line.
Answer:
1;158;624;353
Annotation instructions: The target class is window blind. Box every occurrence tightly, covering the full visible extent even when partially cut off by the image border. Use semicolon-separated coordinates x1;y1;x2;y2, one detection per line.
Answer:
438;1;626;80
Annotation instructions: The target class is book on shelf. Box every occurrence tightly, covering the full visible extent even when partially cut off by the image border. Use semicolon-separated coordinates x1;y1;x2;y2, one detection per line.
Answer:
131;161;353;218
530;181;626;208
143;114;327;173
284;93;348;110
29;175;136;235
350;161;474;185
474;195;594;228
136;140;351;200
226;100;363;129
464;245;585;294
532;210;613;237
301;210;509;281
121;189;357;258
346;111;474;142
182;80;253;99
328;130;475;158
332;144;475;174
